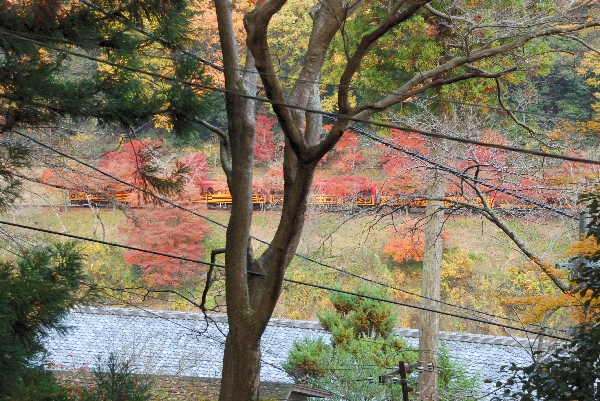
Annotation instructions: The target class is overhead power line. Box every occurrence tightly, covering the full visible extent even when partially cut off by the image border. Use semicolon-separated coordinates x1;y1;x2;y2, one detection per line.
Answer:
0;220;212;268
13;130;571;333
0;219;270;276
0;218;569;341
3;28;600;166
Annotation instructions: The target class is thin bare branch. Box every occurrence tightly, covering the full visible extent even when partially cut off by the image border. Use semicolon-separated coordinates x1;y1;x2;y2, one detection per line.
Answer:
423;3;468;23
494;78;553;148
558;32;600;55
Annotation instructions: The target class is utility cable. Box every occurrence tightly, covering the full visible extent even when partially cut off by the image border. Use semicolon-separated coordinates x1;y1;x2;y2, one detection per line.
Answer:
0;219;216;268
289;252;569;335
13;130;571;333
0;219;264;277
284;278;570;341
3;28;600;166
0;218;571;340
4;23;584;128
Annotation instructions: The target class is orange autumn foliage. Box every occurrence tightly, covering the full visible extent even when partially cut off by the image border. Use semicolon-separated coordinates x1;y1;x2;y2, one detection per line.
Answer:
332;131;364;173
324;175;374;198
384;223;449;263
503;292;577;325
383;224;425;263
378;129;428;196
567;234;600;258
255;114;277;164
384;235;424;263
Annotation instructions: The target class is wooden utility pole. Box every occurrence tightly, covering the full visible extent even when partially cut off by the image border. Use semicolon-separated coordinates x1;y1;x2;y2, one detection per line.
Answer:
380;361;421;401
399;361;409;401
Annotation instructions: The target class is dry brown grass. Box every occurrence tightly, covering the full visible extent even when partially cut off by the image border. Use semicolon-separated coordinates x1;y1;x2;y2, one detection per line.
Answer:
1;204;578;335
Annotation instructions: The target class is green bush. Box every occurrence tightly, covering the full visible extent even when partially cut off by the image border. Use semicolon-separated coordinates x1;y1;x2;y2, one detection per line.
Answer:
91;354;152;401
284;285;479;401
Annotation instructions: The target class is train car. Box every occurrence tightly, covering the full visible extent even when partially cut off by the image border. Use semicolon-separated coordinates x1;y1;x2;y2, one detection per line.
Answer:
67;178;558;214
444;195;496;208
307;181;340;206
69;187;134;206
194;180;267;209
307;181;378;207
356;184;378;207
379;195;427;208
268;190;284;206
379;194;496;209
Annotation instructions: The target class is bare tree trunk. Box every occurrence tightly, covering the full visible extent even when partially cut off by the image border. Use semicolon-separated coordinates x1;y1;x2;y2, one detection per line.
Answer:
219;322;262;399
418;140;445;401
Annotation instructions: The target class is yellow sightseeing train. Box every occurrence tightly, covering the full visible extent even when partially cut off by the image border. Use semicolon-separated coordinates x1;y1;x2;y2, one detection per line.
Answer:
68;180;556;211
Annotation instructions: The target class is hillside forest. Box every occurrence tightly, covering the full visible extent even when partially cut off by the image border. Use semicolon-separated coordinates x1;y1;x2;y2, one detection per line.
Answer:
18;125;593;336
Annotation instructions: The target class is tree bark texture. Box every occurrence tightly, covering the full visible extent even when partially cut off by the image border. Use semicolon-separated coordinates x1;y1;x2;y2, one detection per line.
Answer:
418;140;445;401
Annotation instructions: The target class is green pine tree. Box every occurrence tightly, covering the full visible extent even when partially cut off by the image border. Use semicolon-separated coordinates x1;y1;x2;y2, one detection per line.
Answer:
284;285;479;401
0;241;89;399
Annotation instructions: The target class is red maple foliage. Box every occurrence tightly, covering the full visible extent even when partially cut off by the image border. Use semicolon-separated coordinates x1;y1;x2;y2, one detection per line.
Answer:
40;161;98;191
492;176;548;207
121;205;211;287
384;226;425;263
379;129;428;196
40;141;162;194
332;131;364;172
254;114;277;164
379;129;428;165
384;224;448;263
554;151;600;185
457;130;508;181
99;139;164;182
324;175;375;198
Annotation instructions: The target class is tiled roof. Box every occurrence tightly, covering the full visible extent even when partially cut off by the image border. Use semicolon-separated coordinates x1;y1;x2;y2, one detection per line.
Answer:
44;306;540;398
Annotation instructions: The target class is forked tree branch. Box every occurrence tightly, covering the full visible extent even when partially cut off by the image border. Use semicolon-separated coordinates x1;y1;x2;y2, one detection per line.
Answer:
351;20;600;123
195;118;232;176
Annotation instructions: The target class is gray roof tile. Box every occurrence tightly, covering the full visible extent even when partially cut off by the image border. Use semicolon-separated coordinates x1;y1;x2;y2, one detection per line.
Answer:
44;306;542;398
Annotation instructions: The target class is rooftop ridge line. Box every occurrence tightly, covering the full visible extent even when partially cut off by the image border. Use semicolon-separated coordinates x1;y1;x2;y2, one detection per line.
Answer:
72;306;534;347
